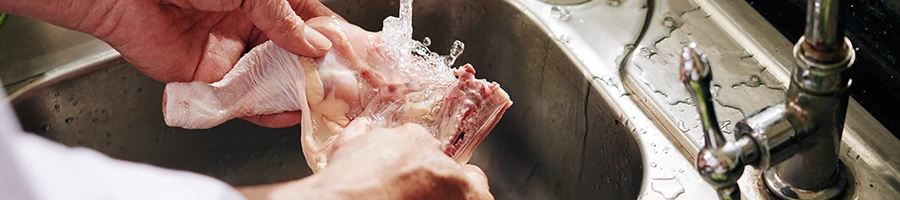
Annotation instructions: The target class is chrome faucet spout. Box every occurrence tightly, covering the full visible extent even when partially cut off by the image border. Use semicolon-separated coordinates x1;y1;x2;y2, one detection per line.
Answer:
683;0;855;199
804;0;847;54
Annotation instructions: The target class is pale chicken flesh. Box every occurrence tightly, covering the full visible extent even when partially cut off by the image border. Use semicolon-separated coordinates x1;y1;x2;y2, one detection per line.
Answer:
162;17;512;172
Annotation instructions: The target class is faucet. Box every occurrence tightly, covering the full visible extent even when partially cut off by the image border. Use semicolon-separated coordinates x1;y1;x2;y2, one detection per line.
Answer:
680;0;854;199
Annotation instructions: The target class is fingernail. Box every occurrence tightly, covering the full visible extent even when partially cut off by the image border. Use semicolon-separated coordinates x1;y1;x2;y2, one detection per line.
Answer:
304;26;332;51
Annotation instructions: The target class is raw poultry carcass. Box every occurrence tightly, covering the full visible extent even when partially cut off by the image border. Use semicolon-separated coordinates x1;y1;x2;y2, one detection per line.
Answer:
161;16;512;172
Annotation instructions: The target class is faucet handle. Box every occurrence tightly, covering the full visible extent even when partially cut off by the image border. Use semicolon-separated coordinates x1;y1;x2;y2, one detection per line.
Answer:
680;43;743;200
680;43;727;149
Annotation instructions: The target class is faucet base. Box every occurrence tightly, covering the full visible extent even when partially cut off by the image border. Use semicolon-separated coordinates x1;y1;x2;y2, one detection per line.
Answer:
763;162;849;200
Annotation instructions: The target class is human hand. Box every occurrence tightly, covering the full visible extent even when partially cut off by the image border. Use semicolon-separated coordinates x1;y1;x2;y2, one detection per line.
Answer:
108;0;337;128
24;0;338;128
238;123;494;200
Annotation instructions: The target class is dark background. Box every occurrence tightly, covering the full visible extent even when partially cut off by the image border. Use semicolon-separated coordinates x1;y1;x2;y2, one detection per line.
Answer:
745;0;900;138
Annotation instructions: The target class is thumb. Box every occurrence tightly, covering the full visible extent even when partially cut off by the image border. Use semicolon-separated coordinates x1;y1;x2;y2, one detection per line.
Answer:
242;0;332;57
461;164;493;200
462;164;489;189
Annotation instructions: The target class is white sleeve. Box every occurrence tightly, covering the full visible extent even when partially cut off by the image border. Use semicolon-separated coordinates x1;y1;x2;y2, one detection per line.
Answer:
0;91;246;200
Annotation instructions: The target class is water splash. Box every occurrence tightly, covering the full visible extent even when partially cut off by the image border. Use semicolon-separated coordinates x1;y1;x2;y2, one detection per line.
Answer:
381;0;415;71
412;38;465;68
445;40;465;66
651;176;686;200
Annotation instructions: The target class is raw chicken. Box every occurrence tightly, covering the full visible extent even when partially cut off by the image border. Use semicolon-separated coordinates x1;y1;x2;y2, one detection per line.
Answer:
162;16;512;172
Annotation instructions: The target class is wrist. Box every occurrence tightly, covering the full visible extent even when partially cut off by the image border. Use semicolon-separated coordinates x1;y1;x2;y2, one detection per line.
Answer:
237;173;353;200
0;0;117;34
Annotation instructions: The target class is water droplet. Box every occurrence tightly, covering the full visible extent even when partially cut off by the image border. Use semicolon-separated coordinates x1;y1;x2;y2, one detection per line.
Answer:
679;169;685;173
738;75;763;87
92;118;99;123
443;40;465;66
549;6;571;21
663;17;677;28
101;109;108;114
719;120;732;130
650;143;657;147
41;124;51;131
607;0;621;6
640;128;647;134
421;37;431;46
651;176;685;200
106;132;112;138
558;34;570;44
653;150;659;154
650;162;657;168
137;87;143;93
64;118;74;124
678;120;692;132
54;104;60;110
72;101;78;106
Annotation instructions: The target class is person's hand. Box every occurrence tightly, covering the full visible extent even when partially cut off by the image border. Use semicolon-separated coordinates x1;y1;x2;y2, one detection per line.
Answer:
238;123;494;200
97;0;338;128
1;0;338;128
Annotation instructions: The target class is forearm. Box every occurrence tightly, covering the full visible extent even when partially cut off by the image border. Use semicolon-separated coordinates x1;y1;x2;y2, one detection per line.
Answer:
237;171;359;200
0;0;114;33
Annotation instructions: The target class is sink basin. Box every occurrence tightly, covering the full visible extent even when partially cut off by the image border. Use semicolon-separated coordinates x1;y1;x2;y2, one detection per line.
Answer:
7;0;644;199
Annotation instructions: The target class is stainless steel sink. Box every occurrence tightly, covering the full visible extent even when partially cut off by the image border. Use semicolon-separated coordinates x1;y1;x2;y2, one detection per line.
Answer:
5;0;645;199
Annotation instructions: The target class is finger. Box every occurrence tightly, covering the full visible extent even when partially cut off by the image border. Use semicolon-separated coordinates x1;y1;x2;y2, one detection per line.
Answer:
193;30;246;83
242;0;332;57
461;164;489;187
240;111;303;128
461;164;494;200
163;0;243;11
289;0;341;20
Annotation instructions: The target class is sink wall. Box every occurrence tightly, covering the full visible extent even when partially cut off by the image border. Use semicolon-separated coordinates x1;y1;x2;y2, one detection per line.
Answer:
8;0;646;199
